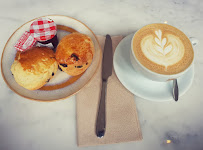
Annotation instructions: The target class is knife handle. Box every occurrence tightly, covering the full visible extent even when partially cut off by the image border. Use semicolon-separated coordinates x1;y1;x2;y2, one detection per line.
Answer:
96;79;107;138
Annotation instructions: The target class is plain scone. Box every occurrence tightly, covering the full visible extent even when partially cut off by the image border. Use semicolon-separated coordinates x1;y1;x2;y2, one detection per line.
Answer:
55;32;95;76
11;47;58;90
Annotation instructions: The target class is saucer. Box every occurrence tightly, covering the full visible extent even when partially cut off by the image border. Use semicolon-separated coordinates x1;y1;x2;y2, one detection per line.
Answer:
113;34;194;102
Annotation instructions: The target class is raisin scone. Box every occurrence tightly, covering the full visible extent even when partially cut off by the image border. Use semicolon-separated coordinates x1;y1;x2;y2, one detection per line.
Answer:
11;47;58;90
55;32;95;76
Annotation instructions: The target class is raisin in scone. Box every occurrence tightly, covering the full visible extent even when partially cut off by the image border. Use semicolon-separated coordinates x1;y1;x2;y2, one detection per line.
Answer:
55;32;95;76
11;47;58;90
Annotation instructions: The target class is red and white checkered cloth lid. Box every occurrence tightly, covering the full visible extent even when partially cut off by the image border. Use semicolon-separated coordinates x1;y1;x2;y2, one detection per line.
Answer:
14;31;36;52
30;18;57;41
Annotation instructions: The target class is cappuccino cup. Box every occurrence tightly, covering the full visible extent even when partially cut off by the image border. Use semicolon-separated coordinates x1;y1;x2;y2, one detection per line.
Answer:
130;23;194;82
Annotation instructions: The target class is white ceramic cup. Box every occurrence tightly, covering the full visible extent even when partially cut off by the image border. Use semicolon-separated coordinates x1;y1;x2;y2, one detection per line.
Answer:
130;32;198;82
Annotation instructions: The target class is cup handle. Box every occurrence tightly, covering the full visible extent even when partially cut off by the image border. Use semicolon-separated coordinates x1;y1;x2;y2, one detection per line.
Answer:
189;37;199;47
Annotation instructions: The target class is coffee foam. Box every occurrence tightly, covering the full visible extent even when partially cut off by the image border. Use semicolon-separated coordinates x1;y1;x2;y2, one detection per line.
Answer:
132;24;194;75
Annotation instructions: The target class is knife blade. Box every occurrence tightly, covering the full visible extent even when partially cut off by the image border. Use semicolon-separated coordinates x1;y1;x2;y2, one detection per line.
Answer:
102;35;113;80
96;34;113;138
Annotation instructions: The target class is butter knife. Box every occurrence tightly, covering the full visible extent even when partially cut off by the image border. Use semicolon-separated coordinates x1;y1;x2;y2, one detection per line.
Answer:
96;34;113;138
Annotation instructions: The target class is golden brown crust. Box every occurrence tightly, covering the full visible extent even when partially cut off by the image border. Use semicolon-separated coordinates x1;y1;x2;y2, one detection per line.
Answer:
16;47;56;73
56;32;94;76
11;47;58;90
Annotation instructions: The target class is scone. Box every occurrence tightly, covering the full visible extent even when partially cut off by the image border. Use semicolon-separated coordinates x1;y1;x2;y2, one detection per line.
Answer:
55;32;95;76
11;47;58;90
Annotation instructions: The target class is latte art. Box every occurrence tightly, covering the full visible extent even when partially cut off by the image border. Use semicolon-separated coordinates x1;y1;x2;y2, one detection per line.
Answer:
141;29;184;70
132;24;194;75
154;30;172;56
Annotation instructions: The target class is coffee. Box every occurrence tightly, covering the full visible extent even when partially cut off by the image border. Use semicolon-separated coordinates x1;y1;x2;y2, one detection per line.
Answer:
132;24;194;75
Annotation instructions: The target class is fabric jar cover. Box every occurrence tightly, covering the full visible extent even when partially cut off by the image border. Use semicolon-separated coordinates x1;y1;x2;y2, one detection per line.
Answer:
30;18;57;41
14;18;57;51
14;31;36;52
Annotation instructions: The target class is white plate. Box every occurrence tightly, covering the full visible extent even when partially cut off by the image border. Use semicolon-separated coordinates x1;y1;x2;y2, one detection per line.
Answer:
113;34;194;102
1;15;101;101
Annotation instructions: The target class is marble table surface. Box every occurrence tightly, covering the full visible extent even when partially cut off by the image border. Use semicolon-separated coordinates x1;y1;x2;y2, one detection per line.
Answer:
0;0;203;149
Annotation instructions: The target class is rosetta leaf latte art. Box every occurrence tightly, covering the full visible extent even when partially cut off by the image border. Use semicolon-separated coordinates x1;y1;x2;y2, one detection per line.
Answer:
154;29;172;55
140;27;185;71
